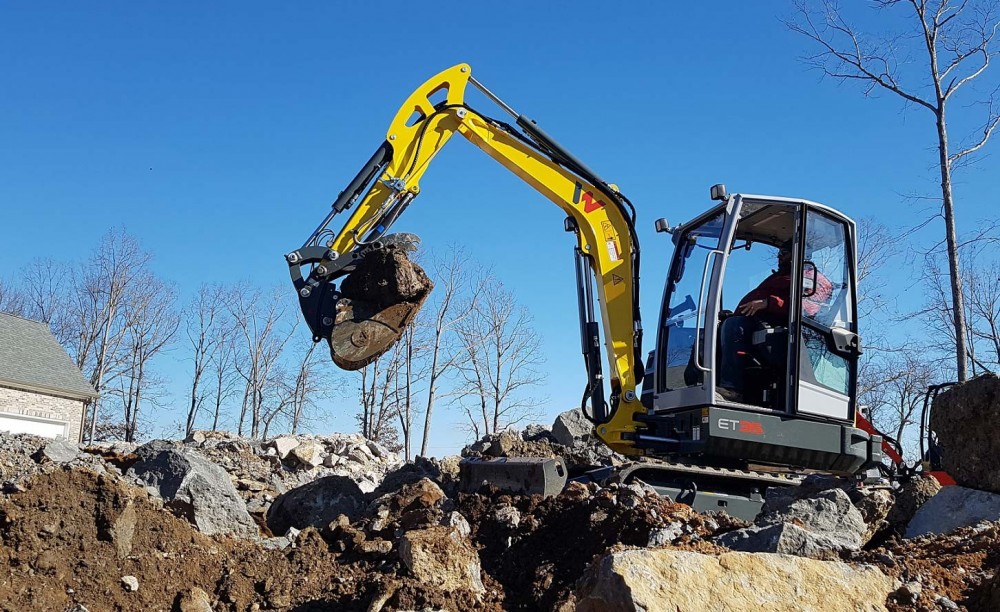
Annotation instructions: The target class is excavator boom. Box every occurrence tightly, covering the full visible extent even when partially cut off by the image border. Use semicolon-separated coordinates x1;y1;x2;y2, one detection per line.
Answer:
286;64;647;454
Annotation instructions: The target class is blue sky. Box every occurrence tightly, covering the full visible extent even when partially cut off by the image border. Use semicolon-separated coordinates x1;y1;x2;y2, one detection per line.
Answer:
2;2;996;454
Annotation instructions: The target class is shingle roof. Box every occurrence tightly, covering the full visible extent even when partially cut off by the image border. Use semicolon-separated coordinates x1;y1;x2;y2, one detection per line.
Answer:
0;313;98;400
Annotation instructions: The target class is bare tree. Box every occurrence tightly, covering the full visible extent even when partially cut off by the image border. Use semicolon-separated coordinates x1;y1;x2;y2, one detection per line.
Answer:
116;273;179;441
207;331;239;431
863;352;938;456
789;0;1000;381
73;230;153;441
183;283;231;436
19;259;74;345
418;249;481;456
286;343;329;434
227;285;294;439
356;352;402;451
394;321;429;459
453;279;546;437
964;255;1000;369
0;278;26;316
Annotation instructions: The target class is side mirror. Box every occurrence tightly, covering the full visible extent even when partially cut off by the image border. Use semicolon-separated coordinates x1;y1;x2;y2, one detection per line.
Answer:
710;184;728;201
802;261;817;298
654;218;672;234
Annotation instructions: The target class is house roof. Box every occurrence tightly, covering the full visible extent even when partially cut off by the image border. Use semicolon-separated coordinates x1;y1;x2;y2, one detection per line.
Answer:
0;313;98;401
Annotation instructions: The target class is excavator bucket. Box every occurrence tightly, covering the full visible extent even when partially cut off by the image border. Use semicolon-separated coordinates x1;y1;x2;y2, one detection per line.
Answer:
328;247;433;370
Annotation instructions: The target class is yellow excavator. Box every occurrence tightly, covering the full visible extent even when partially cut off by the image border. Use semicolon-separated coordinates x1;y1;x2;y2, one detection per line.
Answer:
286;64;893;519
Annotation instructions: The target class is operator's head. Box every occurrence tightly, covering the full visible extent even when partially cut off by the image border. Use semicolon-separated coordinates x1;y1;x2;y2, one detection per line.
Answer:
777;241;792;271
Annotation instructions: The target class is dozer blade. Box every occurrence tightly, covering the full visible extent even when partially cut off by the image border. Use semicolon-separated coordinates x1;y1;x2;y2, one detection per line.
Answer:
328;244;433;371
459;457;568;498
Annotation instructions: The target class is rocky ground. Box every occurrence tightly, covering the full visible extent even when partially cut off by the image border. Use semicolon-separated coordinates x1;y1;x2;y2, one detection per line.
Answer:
3;395;1000;611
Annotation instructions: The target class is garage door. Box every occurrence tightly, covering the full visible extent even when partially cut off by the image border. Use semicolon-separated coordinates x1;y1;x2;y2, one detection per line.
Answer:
0;412;68;438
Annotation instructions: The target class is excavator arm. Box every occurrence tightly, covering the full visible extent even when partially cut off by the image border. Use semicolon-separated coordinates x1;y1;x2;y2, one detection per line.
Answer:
286;63;647;454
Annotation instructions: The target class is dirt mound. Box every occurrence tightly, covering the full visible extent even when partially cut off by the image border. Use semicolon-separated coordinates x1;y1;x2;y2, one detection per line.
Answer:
6;431;999;611
0;461;741;611
0;467;499;611
853;521;1000;611
457;483;741;610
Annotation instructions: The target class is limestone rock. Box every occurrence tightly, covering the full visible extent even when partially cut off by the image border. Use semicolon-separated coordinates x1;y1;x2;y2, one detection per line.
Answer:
127;441;257;538
852;488;894;544
289;441;322;468
33;438;83;464
573;549;893;612
339;246;433;305
266;475;365;535
109;501;138;559
121;575;139;592
176;587;213;612
930;373;1000;493
399;526;485;595
441;511;471;538
184;430;207;445
268;436;300;460
551;409;591;447
716;522;846;559
717;485;866;557
905;485;1000;538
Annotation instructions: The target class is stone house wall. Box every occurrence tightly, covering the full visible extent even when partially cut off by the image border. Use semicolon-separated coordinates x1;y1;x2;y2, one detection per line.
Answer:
0;385;84;441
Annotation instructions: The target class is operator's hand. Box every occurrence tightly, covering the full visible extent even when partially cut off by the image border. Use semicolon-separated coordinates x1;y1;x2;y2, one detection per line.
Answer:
737;299;767;316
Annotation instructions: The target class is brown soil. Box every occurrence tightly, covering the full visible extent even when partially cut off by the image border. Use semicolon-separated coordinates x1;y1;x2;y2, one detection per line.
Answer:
457;486;737;610
854;522;1000;611
0;467;497;611
6;459;1000;611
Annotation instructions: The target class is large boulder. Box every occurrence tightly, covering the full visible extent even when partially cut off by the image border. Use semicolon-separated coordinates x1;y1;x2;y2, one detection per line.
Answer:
127;441;257;538
32;438;84;464
930;374;1000;493
551;409;591;447
905;485;1000;538
398;526;485;595
716;482;867;557
572;549;893;611
266;475;365;535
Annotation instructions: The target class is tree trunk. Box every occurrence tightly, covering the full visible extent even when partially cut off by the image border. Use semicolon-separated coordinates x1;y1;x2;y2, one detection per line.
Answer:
936;107;969;381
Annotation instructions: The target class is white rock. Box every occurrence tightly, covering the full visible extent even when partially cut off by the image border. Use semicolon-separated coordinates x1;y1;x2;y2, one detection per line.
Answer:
269;436;300;459
121;575;139;592
289;441;322;468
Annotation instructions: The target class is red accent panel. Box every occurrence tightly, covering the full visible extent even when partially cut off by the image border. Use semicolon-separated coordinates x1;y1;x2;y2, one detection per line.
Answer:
929;471;956;486
739;421;764;435
855;413;904;466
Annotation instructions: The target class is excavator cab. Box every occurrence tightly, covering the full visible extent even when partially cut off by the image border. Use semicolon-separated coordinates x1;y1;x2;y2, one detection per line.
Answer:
638;187;879;477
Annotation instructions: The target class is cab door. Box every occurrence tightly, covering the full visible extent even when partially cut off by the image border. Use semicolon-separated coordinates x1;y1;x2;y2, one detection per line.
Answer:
791;207;860;421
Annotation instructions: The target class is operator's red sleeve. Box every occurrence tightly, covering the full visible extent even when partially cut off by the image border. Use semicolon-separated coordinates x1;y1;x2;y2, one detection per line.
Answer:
738;273;792;317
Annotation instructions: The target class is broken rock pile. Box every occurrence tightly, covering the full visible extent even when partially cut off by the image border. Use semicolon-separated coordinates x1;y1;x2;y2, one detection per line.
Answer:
7;410;1000;610
463;409;624;472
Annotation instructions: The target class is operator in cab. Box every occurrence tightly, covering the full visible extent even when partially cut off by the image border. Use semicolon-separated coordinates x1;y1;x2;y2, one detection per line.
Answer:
716;243;831;403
